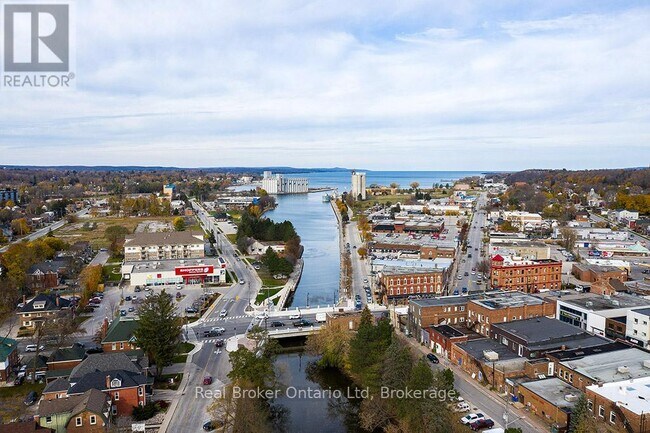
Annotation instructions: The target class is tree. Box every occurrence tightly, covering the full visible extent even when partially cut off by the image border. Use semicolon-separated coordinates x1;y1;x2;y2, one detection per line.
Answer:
568;394;597;433
173;217;185;231
104;225;130;256
10;218;30;236
410;182;420;191
357;247;368;260
306;321;351;370
133;291;182;376
390;183;399;190
560;227;577;252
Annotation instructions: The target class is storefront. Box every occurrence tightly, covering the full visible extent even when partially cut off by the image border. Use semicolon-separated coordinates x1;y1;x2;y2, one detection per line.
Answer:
122;259;227;287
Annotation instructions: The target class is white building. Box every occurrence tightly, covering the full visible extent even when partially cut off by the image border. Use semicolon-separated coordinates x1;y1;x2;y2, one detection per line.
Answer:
626;307;650;348
122;257;227;286
261;172;308;194
611;209;640;222
351;171;366;200
503;211;543;229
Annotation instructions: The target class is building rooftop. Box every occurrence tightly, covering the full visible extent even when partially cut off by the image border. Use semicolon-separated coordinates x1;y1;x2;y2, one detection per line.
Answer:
430;324;466;339
519;378;580;413
122;256;223;273
0;337;18;361
124;231;204;247
39;388;109;419
631;307;650;317
586;376;650;415
471;292;545;310
559;293;650;312
19;293;71;314
454;338;525;363
545;341;632;362
560;348;650;384
492;255;561;267
410;295;479;308
371;233;457;249
48;343;86;364
70;352;141;381
102;318;138;344
373;258;453;271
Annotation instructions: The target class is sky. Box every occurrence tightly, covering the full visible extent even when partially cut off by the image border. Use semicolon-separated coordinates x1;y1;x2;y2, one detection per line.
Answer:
1;0;649;171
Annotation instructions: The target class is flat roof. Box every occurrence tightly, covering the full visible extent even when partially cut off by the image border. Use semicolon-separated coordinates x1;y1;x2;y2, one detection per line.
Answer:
631;307;650;317
430;324;466;339
560;348;650;383
454;338;525;363
123;257;223;274
520;378;580;412
559;293;650;311
546;341;632;361
410;295;476;308
375;258;453;273
124;231;204;247
587;376;650;415
492;317;585;344
371;233;457;249
471;292;546;310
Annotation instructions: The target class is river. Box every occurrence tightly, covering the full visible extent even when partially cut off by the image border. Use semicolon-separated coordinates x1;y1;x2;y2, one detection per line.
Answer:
273;351;367;433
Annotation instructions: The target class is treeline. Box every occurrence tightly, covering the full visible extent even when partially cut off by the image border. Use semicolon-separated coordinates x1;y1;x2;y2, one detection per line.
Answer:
503;168;650;192
236;210;298;242
307;308;464;433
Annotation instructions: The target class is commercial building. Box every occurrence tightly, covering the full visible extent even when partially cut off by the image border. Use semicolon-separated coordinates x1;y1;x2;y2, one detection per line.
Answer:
490;255;562;293
555;292;650;337
408;296;473;340
379;266;449;303
488;240;551;260
261;171;308;194
123;231;205;261
425;324;468;358
571;263;628;283
0;187;18;203
586;376;650;433
467;292;555;337
502;211;543;230
553;347;650;392
122;257;226;286
162;184;176;200
489;316;609;359
517;378;580;429
370;234;457;259
626;308;650;348
351;171;366;200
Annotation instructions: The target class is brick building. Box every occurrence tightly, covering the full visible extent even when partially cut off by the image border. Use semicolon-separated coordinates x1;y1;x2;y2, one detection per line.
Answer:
37;389;111;433
0;337;19;382
425;324;468;358
571;263;628;284
26;259;72;291
47;343;86;371
18;293;72;330
408;296;472;341
466;292;555;337
586;376;650;433
490;255;562;292
379;268;448;304
517;378;580;429
101;318;139;353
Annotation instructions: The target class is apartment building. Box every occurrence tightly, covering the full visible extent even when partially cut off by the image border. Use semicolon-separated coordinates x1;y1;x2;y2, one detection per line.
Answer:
490;255;562;292
626;308;650;348
123;231;204;261
379;267;449;303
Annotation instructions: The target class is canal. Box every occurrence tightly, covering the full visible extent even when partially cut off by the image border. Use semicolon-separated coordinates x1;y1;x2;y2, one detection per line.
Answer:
264;192;340;307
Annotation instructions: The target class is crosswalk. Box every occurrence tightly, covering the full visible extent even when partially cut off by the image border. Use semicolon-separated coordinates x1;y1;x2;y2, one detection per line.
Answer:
204;315;249;322
202;338;226;344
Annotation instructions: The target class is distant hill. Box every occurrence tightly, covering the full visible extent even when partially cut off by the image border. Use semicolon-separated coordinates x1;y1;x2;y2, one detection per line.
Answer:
0;165;353;174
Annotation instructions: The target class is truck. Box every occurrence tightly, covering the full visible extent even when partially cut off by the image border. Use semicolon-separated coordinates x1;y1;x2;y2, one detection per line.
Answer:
315;312;327;323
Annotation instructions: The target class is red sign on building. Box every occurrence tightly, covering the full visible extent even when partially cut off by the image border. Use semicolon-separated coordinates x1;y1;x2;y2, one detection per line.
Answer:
175;265;214;276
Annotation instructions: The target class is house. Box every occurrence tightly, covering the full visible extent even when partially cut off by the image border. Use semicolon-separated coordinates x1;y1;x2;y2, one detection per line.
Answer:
43;353;149;416
37;388;111;433
26;259;72;290
101;318;139;353
0;337;19;382
23;355;49;381
47;343;87;371
489;317;609;359
247;239;285;256
18;293;72;330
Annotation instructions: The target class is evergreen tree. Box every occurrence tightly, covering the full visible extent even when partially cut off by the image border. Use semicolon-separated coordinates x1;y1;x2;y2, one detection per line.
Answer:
133;291;182;376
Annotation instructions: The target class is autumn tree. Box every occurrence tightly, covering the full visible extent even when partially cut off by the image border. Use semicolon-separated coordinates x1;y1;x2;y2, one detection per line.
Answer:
10;217;30;236
104;225;130;256
172;217;185;231
559;227;577;252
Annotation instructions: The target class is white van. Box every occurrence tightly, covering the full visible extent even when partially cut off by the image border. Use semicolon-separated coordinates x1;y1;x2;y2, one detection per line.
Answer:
483;428;505;433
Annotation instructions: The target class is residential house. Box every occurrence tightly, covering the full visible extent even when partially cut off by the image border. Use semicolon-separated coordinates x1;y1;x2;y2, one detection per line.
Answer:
101;318;139;353
0;337;19;382
2;421;53;433
26;259;72;290
18;293;72;330
37;389;111;433
47;343;87;371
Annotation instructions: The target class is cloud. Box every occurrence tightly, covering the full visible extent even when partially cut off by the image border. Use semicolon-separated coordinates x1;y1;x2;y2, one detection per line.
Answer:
1;1;649;170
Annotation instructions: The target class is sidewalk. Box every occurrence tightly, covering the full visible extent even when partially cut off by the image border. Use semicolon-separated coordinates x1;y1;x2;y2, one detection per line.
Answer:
399;333;549;433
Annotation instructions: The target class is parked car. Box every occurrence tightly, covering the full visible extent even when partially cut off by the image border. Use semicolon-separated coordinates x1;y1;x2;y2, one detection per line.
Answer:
25;344;44;352
128;307;135;312
470;418;495;431
24;391;38;406
454;402;470;413
270;321;285;327
14;375;24;386
426;353;439;364
460;413;485;425
203;421;216;431
203;376;213;385
134;286;141;292
239;280;245;285
176;284;183;290
120;309;127;316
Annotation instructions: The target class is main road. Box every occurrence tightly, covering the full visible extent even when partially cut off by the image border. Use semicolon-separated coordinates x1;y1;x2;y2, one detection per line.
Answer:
452;192;489;294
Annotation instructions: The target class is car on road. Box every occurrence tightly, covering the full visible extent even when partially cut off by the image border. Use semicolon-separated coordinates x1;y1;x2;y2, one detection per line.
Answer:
460;413;485;425
470;418;495;431
211;327;225;335
464;271;469;276
471;271;476;275
468;253;472;258
462;287;468;294
452;289;459;295
203;376;213;385
14;375;24;386
457;275;463;280
134;286;141;292
25;344;45;352
239;280;245;285
270;321;285;327
203;421;216;431
185;307;198;314
24;391;38;406
214;339;224;347
426;353;439;364
293;319;312;327
220;309;228;318
120;309;127;316
288;311;301;320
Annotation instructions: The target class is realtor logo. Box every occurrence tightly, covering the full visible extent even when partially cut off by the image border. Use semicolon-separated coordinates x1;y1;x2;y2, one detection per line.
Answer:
4;4;69;72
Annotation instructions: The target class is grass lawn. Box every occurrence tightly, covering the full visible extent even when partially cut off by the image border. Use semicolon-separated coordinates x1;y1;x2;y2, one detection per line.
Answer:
154;373;183;390
255;287;283;304
177;342;195;354
226;233;237;245
102;263;122;283
0;382;45;421
54;216;176;249
255;265;288;287
171;354;188;364
226;210;242;221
